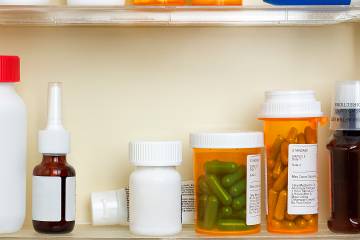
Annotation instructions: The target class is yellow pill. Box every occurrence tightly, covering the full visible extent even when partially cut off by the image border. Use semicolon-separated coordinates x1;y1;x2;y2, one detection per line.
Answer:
268;188;278;219
307;216;317;227
280;141;289;166
297;133;306;144
271;219;282;228
286;127;298;143
267;171;274;188
295;217;307;228
285;213;297;221
274;190;287;221
305;126;317;144
303;214;312;221
270;135;283;160
273;167;288;192
283;220;296;229
273;154;282;179
268;159;275;170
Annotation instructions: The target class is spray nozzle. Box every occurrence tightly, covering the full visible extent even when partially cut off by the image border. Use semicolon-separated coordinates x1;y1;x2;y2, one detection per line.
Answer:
38;82;70;155
46;82;64;129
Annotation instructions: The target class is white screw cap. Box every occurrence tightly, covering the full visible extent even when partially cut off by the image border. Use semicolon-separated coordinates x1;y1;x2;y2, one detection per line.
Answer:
331;80;360;130
129;141;182;167
190;132;264;149
91;190;128;226
258;90;323;118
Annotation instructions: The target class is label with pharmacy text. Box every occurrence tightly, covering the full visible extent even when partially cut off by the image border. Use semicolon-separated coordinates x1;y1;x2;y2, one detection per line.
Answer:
32;176;76;222
246;154;261;225
288;144;318;214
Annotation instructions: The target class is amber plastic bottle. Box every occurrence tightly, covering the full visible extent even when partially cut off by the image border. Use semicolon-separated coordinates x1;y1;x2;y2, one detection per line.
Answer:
258;90;325;234
33;155;76;233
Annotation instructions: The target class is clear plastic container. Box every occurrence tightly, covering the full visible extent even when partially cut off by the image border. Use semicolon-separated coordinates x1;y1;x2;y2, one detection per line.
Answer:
190;132;263;236
327;81;360;233
258;91;326;234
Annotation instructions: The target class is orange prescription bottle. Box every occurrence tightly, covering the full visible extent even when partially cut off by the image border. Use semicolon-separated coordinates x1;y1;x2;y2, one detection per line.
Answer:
258;91;326;234
133;0;184;6
191;0;241;5
190;132;263;236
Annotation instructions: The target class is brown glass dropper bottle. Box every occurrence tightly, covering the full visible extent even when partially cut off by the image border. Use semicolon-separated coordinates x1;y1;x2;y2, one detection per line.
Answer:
32;83;76;233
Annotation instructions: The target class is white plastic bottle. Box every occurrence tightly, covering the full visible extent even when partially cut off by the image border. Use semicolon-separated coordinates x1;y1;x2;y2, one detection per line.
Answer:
0;0;50;5
0;56;27;233
67;0;125;6
129;141;182;236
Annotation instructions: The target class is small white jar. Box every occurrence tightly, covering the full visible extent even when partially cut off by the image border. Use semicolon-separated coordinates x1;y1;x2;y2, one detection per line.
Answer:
129;141;182;236
0;0;49;4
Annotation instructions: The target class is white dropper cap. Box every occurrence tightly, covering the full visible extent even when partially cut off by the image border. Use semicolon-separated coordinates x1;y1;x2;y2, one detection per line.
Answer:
38;82;70;155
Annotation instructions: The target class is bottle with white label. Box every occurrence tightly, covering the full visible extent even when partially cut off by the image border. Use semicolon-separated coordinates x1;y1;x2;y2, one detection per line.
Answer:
258;90;325;234
32;82;76;234
327;81;360;233
190;132;263;235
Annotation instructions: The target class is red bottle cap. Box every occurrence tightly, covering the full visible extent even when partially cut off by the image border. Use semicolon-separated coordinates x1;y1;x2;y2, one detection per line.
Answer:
0;56;20;83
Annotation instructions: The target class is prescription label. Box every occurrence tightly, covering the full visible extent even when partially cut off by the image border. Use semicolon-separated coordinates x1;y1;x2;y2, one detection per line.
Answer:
32;176;62;221
181;181;195;225
246;154;261;225
32;176;76;222
288;144;318;214
65;177;76;221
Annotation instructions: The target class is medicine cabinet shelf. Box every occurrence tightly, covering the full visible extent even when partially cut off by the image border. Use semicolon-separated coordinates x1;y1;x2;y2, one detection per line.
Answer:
0;5;360;26
1;224;359;239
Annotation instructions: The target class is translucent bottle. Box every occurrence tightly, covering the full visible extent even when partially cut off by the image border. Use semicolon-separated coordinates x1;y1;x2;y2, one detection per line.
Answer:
129;141;182;236
327;81;360;233
0;56;27;234
190;132;263;235
32;83;76;234
258;91;325;234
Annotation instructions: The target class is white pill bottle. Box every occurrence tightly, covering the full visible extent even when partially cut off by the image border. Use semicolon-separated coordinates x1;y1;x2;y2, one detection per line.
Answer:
0;56;27;233
129;141;182;236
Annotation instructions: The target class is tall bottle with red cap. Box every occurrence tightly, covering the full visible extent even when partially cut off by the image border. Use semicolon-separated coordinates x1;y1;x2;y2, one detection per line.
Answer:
0;56;27;233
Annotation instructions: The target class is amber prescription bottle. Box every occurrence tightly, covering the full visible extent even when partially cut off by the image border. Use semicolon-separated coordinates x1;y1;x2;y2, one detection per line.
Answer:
258;91;325;234
191;0;241;6
190;132;264;236
327;81;360;233
32;83;76;234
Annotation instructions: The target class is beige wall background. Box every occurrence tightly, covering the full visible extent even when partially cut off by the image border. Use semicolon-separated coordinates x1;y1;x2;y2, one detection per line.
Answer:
0;23;358;225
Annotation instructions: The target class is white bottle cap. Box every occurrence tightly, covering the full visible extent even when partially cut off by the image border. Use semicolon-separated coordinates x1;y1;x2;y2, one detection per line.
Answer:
129;141;182;167
330;80;360;130
258;90;323;118
190;132;264;149
38;82;70;154
91;189;128;226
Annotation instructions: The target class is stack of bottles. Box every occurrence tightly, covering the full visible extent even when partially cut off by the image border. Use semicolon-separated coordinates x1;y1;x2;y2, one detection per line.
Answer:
2;55;360;237
2;0;360;7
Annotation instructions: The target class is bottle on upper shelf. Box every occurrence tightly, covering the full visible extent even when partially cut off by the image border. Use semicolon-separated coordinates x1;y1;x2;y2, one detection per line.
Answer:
67;0;125;6
263;0;360;5
0;0;50;4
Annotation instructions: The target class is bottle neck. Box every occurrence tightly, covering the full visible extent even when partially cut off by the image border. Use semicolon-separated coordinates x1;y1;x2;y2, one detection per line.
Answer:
0;83;15;93
42;154;67;165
